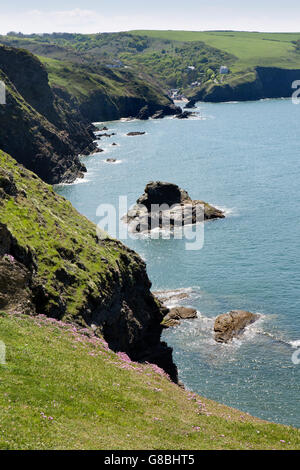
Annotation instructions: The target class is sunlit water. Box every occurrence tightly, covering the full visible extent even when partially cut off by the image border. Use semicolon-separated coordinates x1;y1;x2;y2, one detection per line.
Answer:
56;99;300;427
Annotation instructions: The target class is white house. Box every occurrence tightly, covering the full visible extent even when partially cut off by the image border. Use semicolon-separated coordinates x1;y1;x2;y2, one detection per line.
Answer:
220;66;229;74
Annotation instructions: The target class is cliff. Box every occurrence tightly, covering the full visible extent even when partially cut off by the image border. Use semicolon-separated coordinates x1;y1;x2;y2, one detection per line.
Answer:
0;45;179;184
0;149;177;381
186;67;300;105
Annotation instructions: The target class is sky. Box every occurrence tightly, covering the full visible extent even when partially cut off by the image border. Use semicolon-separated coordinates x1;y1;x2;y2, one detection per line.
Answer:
1;1;300;35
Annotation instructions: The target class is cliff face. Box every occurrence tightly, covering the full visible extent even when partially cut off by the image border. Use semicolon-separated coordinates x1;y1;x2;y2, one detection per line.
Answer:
0;150;177;381
187;67;300;105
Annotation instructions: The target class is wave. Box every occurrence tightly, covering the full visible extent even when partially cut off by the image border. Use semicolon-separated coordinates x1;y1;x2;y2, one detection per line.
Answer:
154;287;201;306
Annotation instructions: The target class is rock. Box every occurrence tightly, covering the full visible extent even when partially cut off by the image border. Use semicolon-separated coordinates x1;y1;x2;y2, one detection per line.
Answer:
112;143;117;146
175;111;196;119
123;181;225;232
137;105;151;120
162;317;181;328
106;158;117;163
101;126;108;131
127;132;146;136
0;151;179;383
151;110;165;119
151;105;182;119
214;310;260;343
162;307;197;328
91;148;104;154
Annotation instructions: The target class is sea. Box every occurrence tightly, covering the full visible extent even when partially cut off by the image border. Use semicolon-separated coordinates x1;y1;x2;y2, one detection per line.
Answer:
55;98;300;427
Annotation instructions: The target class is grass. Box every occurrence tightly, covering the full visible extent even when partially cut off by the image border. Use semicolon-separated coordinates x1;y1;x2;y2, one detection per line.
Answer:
0;150;142;320
0;311;299;450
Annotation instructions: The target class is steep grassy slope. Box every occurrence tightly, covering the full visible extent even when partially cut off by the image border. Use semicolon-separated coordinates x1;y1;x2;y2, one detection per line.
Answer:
0;150;176;379
0;311;299;450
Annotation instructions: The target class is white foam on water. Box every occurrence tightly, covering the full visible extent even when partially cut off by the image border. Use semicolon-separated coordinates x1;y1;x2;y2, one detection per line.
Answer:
290;340;300;349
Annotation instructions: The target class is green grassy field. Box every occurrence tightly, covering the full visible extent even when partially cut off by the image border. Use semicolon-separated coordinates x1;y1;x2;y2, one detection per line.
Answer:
132;30;300;71
0;311;299;450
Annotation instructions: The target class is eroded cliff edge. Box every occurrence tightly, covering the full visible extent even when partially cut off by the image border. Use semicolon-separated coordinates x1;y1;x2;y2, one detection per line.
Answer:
0;150;178;382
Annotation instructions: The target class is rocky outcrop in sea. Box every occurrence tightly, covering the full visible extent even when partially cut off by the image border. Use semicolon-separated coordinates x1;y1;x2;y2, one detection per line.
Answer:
123;181;225;233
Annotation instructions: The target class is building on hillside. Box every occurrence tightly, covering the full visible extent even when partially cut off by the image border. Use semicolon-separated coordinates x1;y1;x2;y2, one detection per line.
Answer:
220;65;229;74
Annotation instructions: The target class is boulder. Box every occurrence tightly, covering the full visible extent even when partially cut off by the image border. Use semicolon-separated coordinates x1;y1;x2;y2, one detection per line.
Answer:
122;181;225;232
127;132;146;136
214;310;260;343
106;158;117;163
162;306;197;328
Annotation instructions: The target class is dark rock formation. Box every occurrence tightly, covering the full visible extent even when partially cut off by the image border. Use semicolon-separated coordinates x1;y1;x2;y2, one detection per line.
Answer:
123;181;225;232
214;310;260;343
186;66;300;105
127;131;146;136
106;158;117;163
137;105;151;120
162;307;197;328
0;45;97;184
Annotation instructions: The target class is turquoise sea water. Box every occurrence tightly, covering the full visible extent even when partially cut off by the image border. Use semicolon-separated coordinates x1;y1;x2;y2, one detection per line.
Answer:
56;99;300;427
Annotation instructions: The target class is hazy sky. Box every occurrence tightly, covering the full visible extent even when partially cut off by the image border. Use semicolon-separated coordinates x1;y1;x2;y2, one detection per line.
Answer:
1;1;300;34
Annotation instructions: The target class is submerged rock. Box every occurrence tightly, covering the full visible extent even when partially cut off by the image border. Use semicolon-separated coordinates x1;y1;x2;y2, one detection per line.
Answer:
214;310;260;343
122;181;225;233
